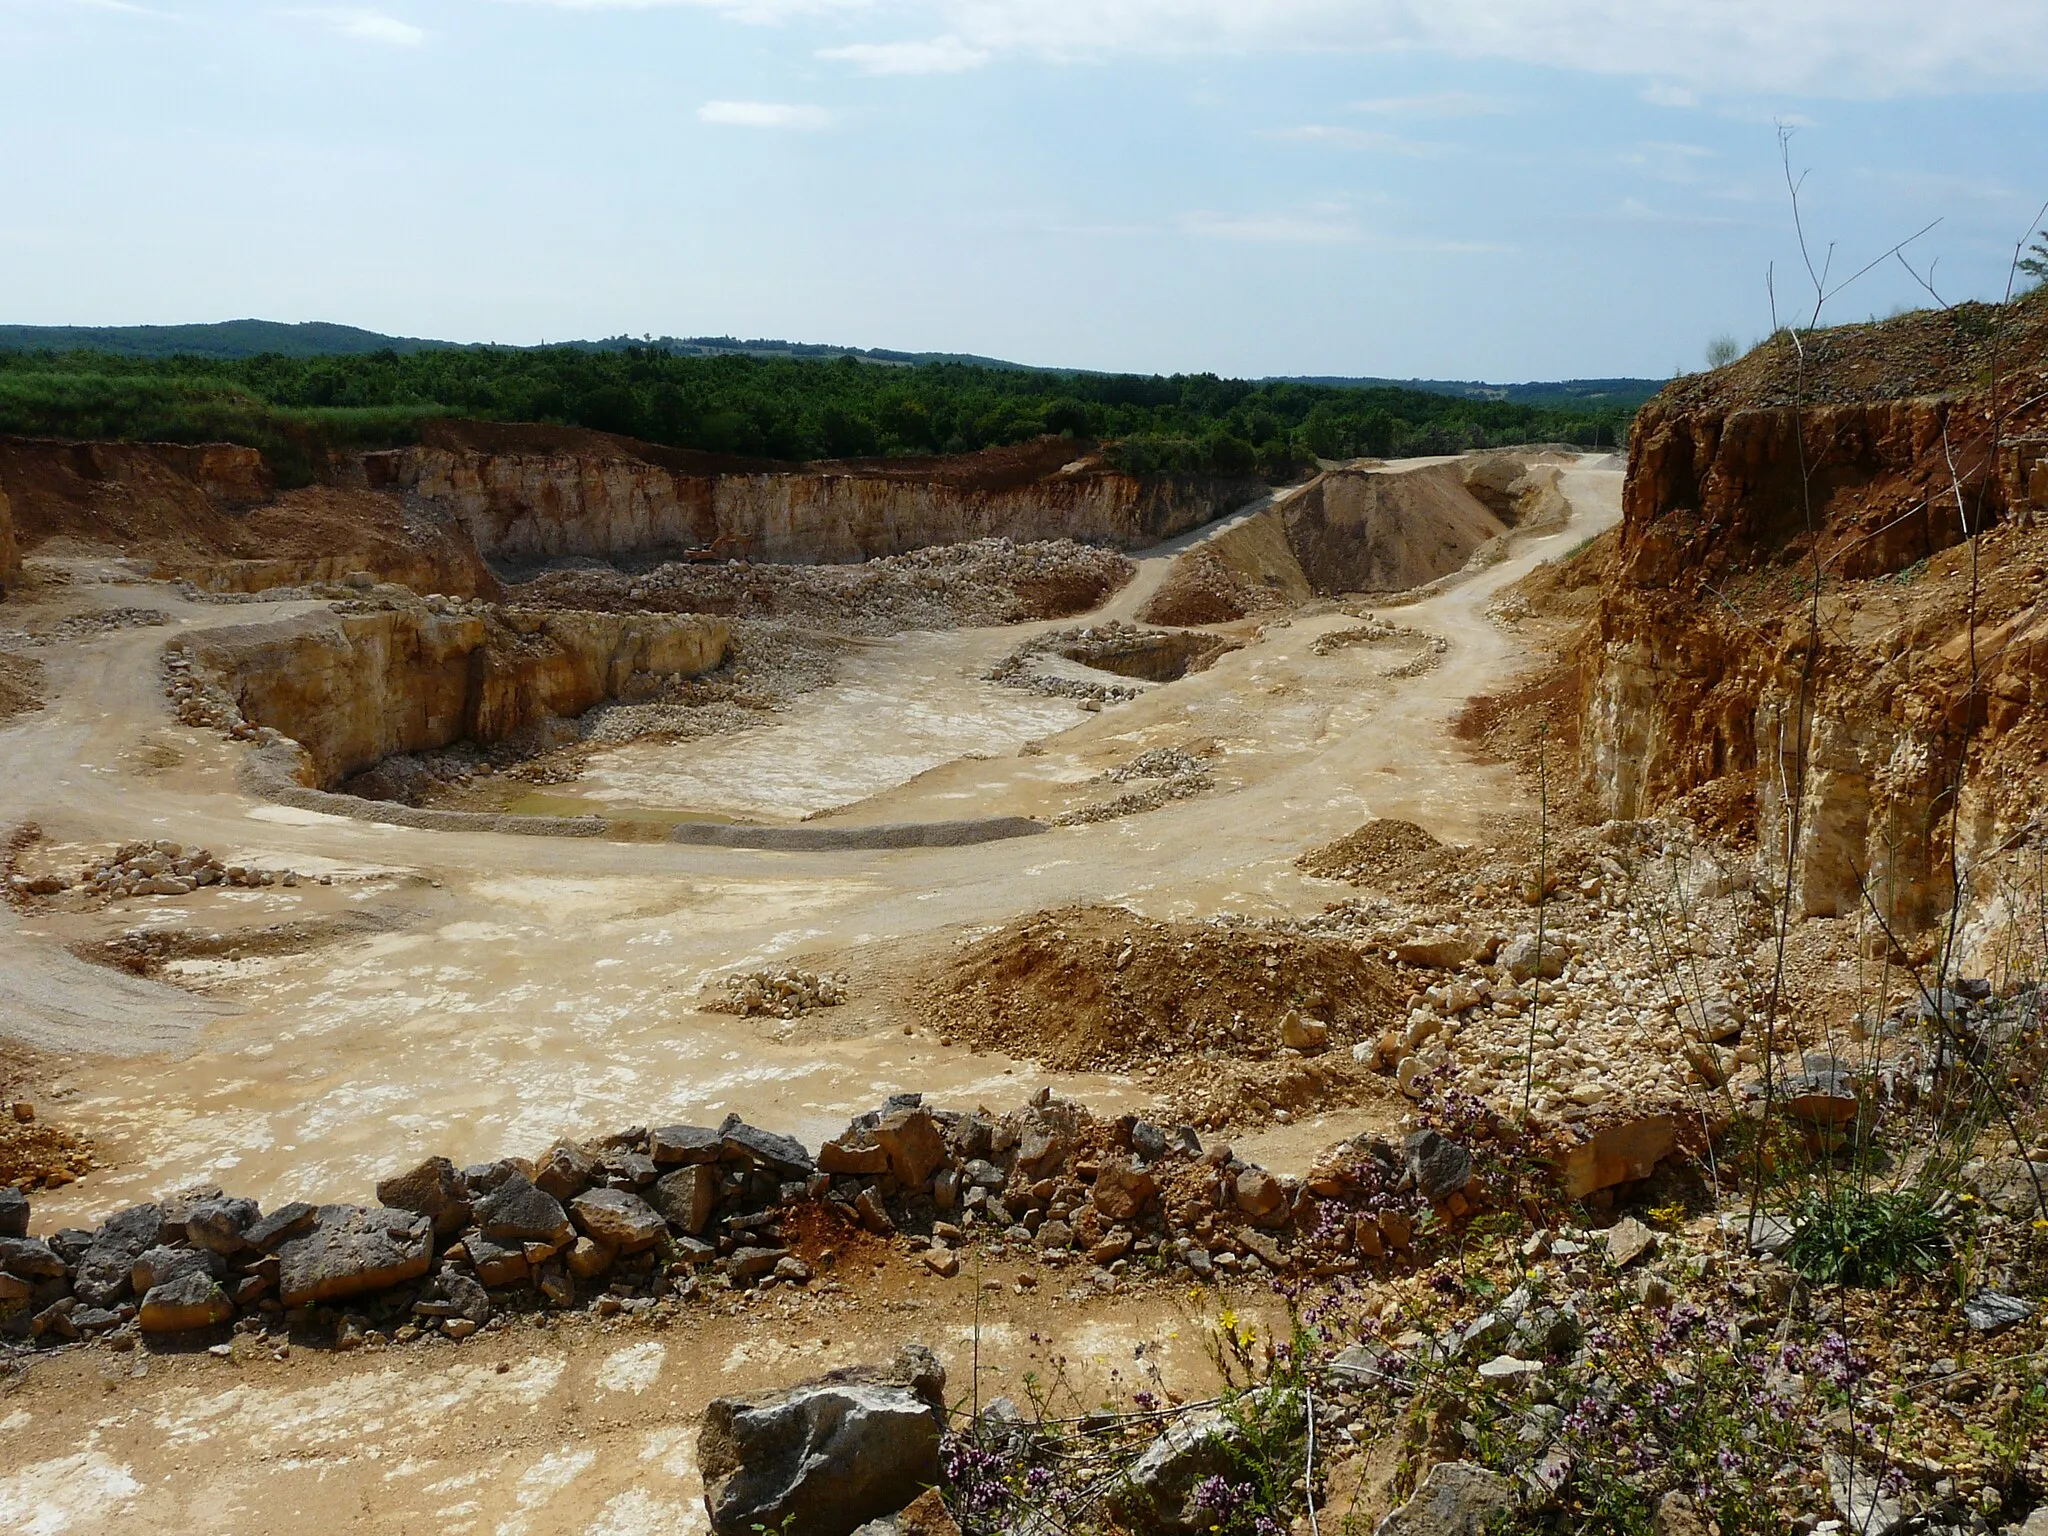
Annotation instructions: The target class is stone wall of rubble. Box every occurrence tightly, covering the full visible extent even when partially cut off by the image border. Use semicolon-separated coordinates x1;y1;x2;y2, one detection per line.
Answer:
0;1091;1630;1352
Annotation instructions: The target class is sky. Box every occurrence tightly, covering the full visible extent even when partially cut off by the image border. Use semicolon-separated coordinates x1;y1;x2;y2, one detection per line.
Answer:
2;0;2046;379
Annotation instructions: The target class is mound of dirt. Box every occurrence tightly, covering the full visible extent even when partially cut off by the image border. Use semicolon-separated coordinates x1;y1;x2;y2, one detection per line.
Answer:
1140;505;1316;626
1283;463;1508;595
917;905;1400;1072
0;650;42;722
0;1043;94;1191
1297;819;1446;884
1139;547;1262;624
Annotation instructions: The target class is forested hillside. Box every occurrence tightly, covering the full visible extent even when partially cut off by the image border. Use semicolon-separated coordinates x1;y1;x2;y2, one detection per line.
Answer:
0;343;1634;483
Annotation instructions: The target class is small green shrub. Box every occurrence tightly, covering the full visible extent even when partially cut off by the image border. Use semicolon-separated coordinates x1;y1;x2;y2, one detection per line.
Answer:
1784;1187;1950;1288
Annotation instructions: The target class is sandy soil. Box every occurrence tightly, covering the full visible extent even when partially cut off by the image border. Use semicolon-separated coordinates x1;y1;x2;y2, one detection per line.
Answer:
0;458;1620;1532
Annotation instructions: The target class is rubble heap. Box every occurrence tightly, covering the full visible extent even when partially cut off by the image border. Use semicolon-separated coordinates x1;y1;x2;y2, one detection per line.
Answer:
0;1091;1600;1354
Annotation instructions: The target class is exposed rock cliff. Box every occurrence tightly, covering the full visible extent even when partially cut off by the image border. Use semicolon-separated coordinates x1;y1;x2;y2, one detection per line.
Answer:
186;604;729;787
370;428;1265;569
1582;298;2048;930
0;437;498;597
0;484;19;590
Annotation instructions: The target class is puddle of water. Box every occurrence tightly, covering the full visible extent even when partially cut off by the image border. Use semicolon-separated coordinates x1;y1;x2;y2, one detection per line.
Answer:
571;631;1085;822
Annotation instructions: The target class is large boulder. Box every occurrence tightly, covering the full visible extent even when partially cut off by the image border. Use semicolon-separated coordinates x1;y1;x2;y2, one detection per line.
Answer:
1553;1114;1676;1198
874;1108;948;1188
1374;1461;1517;1536
276;1205;433;1306
699;1370;944;1536
376;1157;474;1236
1403;1131;1473;1202
73;1204;164;1306
138;1270;235;1333
720;1118;816;1180
1106;1404;1254;1535
569;1188;666;1254
474;1174;573;1247
0;1188;28;1239
651;1164;721;1235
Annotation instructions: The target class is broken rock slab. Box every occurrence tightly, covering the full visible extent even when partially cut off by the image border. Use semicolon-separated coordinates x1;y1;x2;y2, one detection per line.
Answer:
1501;934;1567;982
376;1156;473;1237
1404;1131;1473;1202
0;1188;28;1240
1374;1461;1518;1536
1553;1114;1676;1199
568;1188;666;1254
699;1366;944;1536
277;1205;433;1307
475;1174;574;1247
1963;1290;2034;1335
1825;1451;1908;1536
1394;932;1479;969
73;1204;164;1306
720;1117;816;1181
874;1108;948;1188
138;1270;235;1333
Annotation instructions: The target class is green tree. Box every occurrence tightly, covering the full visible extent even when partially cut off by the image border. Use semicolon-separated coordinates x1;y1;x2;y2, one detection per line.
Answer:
2020;229;2048;287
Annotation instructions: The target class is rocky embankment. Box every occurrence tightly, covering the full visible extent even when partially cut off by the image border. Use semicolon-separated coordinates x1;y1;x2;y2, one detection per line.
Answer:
0;482;20;589
0;1090;1556;1353
369;426;1265;568
175;598;729;788
0;1071;1717;1356
1582;299;2048;930
0;436;498;596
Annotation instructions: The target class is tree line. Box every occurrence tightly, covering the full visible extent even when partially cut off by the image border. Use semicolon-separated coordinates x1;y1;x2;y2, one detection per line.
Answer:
0;345;1637;484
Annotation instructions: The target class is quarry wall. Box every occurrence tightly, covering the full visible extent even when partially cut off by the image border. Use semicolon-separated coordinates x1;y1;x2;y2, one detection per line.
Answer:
371;442;1264;568
186;606;729;787
0;484;19;590
1582;394;2048;929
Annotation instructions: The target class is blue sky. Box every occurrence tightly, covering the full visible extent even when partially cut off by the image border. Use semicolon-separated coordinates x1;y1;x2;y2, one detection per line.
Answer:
3;0;2046;378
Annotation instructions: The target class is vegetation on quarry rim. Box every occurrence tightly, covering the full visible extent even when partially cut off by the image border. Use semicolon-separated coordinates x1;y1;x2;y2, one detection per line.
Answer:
0;343;1636;486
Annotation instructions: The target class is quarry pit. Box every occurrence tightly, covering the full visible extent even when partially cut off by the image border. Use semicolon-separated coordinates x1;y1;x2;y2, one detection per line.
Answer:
4;349;2045;1536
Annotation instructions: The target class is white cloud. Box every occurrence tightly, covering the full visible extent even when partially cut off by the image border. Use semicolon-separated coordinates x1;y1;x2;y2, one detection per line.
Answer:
525;0;2048;98
301;7;425;45
697;99;830;127
1640;82;1700;108
1344;90;1513;117
1273;125;1447;155
1180;209;1362;243
818;33;988;72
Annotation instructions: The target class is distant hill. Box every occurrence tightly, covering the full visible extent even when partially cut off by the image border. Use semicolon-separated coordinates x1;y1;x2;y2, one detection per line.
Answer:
1274;376;1665;410
0;319;1661;403
0;320;1031;369
0;320;454;360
